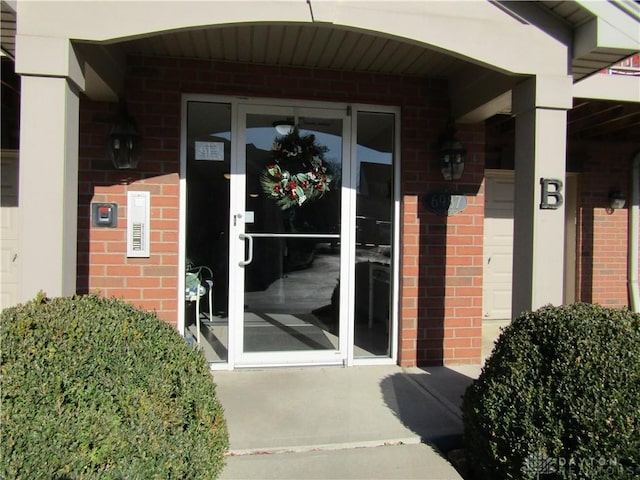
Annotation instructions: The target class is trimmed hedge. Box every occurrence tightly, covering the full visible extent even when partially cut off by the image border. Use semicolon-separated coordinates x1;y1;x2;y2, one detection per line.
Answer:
1;294;228;479
462;303;640;480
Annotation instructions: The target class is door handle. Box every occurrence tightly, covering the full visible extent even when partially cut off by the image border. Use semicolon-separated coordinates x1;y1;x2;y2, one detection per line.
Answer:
239;233;253;266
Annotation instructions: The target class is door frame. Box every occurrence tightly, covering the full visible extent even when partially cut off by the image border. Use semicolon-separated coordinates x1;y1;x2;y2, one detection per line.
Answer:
231;103;351;368
179;95;401;370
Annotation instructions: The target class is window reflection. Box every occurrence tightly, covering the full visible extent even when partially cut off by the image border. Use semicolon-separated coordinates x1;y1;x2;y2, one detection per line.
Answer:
243;114;343;353
185;101;232;362
354;112;394;358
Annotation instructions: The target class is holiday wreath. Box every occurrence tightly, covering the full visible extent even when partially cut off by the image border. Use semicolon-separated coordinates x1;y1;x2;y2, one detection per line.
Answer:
260;127;333;210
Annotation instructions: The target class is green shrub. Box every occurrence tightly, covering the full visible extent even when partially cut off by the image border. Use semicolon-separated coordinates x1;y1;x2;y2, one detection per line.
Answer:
1;293;228;479
462;303;640;480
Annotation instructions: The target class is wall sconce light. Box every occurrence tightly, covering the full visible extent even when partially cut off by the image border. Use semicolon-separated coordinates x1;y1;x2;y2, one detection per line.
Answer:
438;122;466;181
608;190;626;211
107;99;142;170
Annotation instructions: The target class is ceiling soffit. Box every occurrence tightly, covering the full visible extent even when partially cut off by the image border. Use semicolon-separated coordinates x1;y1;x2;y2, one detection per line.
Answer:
0;0;16;59
120;24;474;80
105;23;523;122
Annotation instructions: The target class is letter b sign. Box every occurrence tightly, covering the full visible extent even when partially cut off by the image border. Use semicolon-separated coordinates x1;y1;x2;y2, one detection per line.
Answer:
540;178;563;210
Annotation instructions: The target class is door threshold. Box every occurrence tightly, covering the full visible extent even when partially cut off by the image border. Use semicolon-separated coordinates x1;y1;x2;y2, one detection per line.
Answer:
226;360;346;370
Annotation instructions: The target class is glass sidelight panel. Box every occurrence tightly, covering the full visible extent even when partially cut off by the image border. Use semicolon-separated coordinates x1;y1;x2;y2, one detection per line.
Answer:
185;101;231;362
354;112;395;357
242;113;343;353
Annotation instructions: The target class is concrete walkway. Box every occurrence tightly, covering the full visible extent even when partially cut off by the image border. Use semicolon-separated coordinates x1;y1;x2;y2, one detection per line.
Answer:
213;364;480;479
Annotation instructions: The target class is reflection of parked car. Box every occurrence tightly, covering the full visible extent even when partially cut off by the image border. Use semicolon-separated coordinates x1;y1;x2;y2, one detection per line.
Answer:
330;260;390;326
356;191;392;246
284;238;317;271
357;161;392;246
356;215;391;246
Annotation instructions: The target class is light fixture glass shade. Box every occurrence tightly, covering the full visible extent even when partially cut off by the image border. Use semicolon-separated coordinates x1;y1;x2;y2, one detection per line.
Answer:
440;153;453;181
439;137;466;181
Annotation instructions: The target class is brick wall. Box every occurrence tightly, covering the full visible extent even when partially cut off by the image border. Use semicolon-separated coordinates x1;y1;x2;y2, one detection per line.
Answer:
403;125;485;366
77;55;485;365
78;100;180;324
573;140;638;307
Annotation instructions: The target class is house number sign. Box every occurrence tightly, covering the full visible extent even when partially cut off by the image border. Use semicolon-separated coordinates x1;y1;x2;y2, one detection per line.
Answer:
423;191;467;216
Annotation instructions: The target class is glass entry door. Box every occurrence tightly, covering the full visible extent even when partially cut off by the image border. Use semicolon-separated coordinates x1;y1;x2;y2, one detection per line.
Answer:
231;106;349;366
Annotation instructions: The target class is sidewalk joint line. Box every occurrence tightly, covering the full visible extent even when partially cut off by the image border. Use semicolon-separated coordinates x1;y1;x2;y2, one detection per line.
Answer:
400;369;464;421
226;436;422;457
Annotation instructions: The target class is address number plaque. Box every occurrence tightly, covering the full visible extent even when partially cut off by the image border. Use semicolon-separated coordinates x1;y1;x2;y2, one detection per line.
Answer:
423;191;468;216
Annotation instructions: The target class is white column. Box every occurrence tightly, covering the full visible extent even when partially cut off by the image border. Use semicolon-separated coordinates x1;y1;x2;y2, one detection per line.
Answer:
511;75;573;317
17;37;82;301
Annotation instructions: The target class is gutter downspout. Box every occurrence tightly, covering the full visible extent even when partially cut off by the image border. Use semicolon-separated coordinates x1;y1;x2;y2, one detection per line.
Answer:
628;152;640;312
